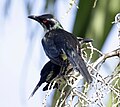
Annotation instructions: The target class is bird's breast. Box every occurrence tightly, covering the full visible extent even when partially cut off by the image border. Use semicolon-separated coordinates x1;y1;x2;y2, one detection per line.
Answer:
42;36;60;58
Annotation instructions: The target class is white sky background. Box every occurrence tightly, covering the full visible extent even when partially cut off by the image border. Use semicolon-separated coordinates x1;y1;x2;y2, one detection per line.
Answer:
0;0;119;107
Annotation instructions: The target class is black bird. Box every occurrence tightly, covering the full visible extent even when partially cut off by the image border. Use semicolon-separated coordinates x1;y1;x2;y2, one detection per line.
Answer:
28;14;92;84
29;37;93;98
29;61;61;98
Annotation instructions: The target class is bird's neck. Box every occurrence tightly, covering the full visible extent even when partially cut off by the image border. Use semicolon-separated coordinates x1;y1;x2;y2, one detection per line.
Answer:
45;22;63;33
52;22;63;30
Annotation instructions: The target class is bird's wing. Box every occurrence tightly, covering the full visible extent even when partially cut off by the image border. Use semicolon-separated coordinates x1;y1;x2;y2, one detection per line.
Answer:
40;61;53;77
29;61;53;98
53;29;92;83
29;61;61;98
41;61;60;82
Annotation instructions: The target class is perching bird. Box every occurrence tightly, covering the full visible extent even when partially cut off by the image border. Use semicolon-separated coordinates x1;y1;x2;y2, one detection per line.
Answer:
29;37;93;98
29;61;61;98
28;14;92;85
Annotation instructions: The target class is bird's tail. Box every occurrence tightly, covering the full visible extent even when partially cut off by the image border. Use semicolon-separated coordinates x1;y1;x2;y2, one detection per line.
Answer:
29;81;41;99
66;49;92;83
75;54;92;83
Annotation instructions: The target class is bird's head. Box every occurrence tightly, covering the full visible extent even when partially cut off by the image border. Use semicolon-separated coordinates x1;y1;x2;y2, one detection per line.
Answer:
28;14;63;32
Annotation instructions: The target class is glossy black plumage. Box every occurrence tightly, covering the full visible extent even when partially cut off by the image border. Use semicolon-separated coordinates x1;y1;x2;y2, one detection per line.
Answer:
29;61;61;98
29;37;92;98
42;29;92;83
28;14;93;97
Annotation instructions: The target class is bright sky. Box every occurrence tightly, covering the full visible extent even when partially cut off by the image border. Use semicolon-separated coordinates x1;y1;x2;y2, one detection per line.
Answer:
0;0;119;107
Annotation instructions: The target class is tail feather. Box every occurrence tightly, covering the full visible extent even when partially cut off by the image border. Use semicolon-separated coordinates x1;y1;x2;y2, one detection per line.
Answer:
29;81;41;99
75;55;92;83
66;49;92;83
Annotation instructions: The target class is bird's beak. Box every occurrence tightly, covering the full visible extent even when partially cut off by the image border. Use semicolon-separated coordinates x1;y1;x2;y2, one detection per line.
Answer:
28;15;40;22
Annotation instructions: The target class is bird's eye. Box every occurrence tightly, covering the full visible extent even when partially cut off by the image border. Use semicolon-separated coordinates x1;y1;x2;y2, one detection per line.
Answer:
43;20;48;23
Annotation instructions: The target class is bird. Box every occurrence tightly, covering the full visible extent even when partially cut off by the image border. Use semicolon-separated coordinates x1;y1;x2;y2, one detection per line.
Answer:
29;37;93;98
28;14;92;86
29;61;61;98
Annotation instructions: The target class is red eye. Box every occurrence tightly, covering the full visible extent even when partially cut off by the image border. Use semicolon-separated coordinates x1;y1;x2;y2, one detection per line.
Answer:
43;20;47;23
